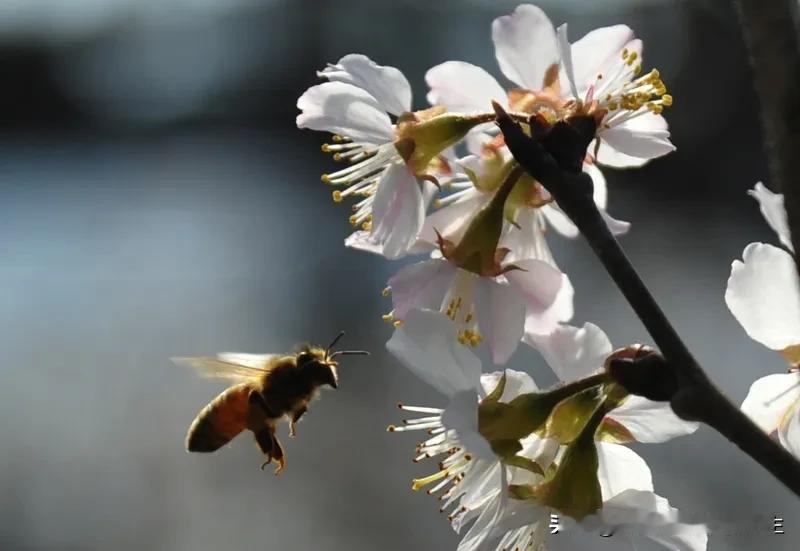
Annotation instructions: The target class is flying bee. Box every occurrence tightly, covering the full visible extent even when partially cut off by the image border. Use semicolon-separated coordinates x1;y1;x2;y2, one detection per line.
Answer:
173;332;368;474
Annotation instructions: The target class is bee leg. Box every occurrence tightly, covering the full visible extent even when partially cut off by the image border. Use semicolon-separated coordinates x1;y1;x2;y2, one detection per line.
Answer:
271;434;286;475
289;406;307;438
254;427;275;471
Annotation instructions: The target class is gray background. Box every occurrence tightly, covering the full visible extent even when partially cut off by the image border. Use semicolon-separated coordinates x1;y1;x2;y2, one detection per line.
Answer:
0;0;797;549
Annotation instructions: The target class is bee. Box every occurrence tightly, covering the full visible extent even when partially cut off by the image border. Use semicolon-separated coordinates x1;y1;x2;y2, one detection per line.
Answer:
173;332;368;474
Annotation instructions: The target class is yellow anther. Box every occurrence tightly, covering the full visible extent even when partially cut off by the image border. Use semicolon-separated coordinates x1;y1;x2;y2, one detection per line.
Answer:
607;101;619;111
622;48;629;58
433;199;442;209
633;63;642;76
332;190;343;202
464;312;473;323
333;153;343;162
662;94;673;107
321;174;331;183
332;134;344;142
626;51;638;65
321;144;331;152
382;313;394;322
596;73;603;80
349;214;358;226
361;220;372;231
382;286;392;297
650;68;660;80
393;320;404;328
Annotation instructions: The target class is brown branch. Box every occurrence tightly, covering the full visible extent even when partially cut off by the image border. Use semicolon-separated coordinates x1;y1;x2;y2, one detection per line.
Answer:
493;103;800;499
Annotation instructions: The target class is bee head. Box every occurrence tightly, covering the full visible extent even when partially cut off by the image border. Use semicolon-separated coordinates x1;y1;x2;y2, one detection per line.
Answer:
297;331;369;390
296;347;339;389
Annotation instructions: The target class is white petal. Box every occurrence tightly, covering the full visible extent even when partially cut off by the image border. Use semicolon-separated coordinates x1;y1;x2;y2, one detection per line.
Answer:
491;4;559;90
480;368;538;399
426;61;507;112
593;138;650;168
601;208;632;236
584;161;607;209
387;258;455;319
778;405;800;457
523;273;575;335
599;113;675;161
442;390;494;460
500;208;557;264
565;25;635;97
474;279;526;365
385;308;482;397
318;54;412;116
596;442;654;501
540;203;578;238
740;373;800;433
749;182;793;252
556;24;579;99
296;81;393;144
504;258;564;314
725;242;800;350
369;163;426;259
609;396;699;443
419;190;488;246
599;489;677;527
594;490;708;551
524;322;611;381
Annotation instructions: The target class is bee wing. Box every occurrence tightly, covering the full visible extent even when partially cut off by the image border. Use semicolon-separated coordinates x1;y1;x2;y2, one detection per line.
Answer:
172;354;277;382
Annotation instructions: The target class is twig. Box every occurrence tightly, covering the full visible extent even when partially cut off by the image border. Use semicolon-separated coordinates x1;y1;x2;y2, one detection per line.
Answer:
493;103;800;498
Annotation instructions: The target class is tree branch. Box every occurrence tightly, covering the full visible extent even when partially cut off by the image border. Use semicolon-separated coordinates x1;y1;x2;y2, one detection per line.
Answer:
493;104;800;499
734;0;800;268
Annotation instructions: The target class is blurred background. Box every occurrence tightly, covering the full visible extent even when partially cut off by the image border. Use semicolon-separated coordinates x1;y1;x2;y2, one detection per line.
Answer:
0;0;797;549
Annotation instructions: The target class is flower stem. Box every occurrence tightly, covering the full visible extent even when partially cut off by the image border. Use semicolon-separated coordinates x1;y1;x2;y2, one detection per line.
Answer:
494;104;800;499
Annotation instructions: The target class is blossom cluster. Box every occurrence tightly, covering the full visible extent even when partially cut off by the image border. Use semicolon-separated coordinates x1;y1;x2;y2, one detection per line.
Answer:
297;4;709;550
726;183;800;458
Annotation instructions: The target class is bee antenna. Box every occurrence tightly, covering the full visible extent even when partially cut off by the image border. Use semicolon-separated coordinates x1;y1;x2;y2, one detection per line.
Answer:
328;350;370;359
326;331;346;357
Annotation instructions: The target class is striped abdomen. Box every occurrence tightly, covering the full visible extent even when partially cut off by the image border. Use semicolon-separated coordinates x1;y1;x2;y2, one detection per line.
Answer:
186;383;254;452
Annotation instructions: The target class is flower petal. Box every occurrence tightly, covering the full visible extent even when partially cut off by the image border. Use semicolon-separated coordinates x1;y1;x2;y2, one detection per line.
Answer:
474;279;526;365
369;162;426;259
609;395;699;443
740;372;800;433
596;442;654;501
318;54;412;116
419;189;488;246
565;25;635;97
725;242;800;350
491;4;559;90
386;308;482;397
778;404;800;457
500;207;557;264
599;113;675;162
556;24;579;99
426;61;507;112
524;322;612;381
480;369;538;399
387;258;455;319
749;182;793;252
592;138;650;168
523;273;575;336
296;81;394;144
504;258;564;313
442;390;494;460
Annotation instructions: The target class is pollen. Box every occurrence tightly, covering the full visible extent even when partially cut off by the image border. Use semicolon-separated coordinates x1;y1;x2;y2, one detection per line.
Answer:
361;220;372;231
321;174;331;183
332;190;343;203
393;320;404;328
382;286;392;296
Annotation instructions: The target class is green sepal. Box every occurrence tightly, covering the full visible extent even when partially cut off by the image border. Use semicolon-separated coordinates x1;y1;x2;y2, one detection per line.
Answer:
505;455;544;476
541;387;603;444
532;430;602;520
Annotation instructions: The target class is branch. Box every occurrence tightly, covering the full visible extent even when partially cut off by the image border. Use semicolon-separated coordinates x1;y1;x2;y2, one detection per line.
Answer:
493;103;800;498
734;0;800;268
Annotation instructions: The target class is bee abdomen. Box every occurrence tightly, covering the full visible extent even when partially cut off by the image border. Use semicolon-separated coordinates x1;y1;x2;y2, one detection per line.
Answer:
186;383;252;453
